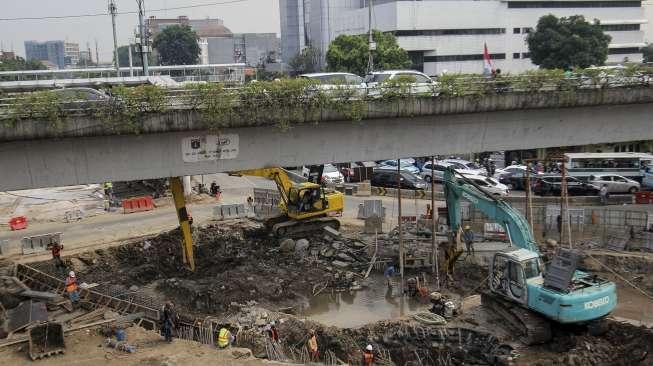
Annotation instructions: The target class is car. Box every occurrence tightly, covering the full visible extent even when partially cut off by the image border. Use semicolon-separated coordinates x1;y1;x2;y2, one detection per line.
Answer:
463;174;509;197
300;72;366;97
533;175;600;196
420;161;483;183
441;159;487;176
365;70;439;97
377;159;420;175
371;168;427;190
51;87;115;111
588;174;640;194
321;164;344;184
494;165;530;190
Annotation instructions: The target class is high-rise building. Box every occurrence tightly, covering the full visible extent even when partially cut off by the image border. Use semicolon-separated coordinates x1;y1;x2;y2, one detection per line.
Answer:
24;40;66;69
64;42;80;67
279;0;312;62
292;0;646;74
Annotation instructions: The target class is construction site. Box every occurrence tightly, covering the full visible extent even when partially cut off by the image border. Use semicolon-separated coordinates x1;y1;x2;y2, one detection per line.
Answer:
0;165;652;366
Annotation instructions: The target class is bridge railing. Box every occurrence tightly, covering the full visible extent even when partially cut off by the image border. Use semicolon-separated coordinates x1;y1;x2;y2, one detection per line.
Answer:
0;72;651;120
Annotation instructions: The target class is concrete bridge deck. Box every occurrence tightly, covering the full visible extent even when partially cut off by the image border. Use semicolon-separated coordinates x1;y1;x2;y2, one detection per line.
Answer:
1;86;652;191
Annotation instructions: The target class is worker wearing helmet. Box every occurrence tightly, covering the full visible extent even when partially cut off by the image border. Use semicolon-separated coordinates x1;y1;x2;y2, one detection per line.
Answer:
65;271;79;303
362;344;374;366
462;225;475;256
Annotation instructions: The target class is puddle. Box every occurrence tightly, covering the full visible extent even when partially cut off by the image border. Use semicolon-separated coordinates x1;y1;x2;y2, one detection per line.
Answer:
300;274;426;328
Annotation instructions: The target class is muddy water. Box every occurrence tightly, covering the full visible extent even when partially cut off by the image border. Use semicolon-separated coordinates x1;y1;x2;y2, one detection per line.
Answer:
300;274;426;328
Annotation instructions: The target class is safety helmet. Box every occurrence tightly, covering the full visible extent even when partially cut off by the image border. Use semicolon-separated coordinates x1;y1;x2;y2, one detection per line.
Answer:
464;225;471;230
69;271;75;277
430;292;442;301
366;344;373;351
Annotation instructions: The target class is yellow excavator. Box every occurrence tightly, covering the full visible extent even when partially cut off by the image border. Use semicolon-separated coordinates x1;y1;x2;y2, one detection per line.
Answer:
231;167;344;237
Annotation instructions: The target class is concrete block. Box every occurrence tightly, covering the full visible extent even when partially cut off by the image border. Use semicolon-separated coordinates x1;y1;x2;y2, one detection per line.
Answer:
0;239;11;255
323;226;341;239
213;204;246;221
21;233;62;255
364;216;383;234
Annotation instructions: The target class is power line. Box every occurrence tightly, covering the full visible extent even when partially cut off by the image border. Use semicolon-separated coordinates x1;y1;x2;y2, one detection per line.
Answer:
0;0;248;21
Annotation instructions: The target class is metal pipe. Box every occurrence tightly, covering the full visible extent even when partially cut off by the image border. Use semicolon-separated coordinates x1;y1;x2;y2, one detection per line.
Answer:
431;155;439;289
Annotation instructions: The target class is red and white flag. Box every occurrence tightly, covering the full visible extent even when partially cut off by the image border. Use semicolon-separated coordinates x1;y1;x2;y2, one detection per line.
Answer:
483;43;493;75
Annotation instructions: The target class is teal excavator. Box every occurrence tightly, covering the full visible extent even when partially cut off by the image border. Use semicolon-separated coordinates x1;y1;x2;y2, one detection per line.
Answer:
443;167;617;344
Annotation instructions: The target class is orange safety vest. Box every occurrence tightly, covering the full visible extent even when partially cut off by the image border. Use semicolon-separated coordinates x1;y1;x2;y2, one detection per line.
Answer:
65;277;78;293
363;351;374;366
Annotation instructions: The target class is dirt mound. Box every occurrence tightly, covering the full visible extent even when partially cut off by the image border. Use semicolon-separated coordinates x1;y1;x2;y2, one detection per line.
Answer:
519;320;653;366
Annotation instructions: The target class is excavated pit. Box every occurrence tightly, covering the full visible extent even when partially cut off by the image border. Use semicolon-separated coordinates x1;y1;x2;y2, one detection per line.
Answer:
21;219;653;365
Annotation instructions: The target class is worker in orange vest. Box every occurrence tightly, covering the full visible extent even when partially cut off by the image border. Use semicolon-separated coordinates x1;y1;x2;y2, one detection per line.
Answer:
65;271;79;303
362;344;375;366
307;329;319;361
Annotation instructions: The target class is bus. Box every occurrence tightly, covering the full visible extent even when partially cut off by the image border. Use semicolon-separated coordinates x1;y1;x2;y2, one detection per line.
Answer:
565;153;653;181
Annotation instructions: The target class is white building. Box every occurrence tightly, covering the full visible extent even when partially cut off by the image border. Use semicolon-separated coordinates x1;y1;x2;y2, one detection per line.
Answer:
296;0;646;75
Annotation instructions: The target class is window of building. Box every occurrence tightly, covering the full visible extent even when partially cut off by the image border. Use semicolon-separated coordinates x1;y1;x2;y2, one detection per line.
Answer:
513;53;521;59
522;27;533;34
424;53;506;62
608;47;641;55
600;24;640;31
394;28;505;37
507;1;641;8
513;27;521;34
522;52;531;59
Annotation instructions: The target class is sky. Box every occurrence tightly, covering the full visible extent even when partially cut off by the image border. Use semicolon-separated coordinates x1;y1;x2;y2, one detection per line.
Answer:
0;0;280;62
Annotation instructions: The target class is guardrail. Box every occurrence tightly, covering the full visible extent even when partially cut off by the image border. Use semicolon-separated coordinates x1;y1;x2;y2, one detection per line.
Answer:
0;73;651;120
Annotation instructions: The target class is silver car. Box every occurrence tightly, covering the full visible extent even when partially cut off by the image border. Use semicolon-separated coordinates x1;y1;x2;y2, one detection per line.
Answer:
588;174;640;194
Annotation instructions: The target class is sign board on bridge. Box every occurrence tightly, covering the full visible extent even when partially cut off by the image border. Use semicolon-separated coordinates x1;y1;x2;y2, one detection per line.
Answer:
182;134;239;162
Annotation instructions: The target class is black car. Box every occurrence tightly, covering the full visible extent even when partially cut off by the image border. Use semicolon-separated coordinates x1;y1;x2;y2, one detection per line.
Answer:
371;169;427;190
495;167;528;190
533;175;600;196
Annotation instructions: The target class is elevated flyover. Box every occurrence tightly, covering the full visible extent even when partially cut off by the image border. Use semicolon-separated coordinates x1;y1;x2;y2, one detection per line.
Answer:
1;84;652;191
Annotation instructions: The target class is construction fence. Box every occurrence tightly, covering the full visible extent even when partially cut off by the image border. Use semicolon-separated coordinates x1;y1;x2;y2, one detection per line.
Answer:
465;204;653;252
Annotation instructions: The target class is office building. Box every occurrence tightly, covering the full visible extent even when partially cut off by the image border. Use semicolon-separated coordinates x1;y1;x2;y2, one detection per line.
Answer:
279;0;311;62
64;42;80;67
290;0;646;74
24;40;66;69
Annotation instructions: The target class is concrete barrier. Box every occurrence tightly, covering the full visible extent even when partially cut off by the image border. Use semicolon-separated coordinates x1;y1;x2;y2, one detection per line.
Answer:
253;188;280;206
253;203;281;220
213;204;247;221
355;182;372;196
21;232;62;255
357;200;385;220
63;209;84;223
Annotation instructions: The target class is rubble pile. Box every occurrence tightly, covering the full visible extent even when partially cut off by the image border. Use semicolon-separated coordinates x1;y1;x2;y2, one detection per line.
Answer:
524;320;653;366
581;253;653;293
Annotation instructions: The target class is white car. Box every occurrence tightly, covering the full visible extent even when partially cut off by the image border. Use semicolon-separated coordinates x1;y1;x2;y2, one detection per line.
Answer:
365;70;439;97
321;164;344;184
420;161;482;183
588;174;640;194
463;174;509;197
442;159;487;176
300;72;366;97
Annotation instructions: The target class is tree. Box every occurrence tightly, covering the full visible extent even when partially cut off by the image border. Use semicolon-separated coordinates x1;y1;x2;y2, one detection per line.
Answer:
288;46;320;75
527;15;611;70
326;30;411;75
0;56;46;71
116;45;141;67
643;43;653;63
152;25;200;65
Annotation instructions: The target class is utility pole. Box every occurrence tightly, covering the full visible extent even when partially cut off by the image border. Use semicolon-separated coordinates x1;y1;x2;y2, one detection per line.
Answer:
431;156;439;289
95;39;100;66
109;0;120;75
397;159;404;295
128;43;134;76
367;0;375;73
136;0;150;76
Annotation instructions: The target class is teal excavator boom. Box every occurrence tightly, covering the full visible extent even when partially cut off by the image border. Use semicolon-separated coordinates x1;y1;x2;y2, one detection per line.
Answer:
443;167;616;345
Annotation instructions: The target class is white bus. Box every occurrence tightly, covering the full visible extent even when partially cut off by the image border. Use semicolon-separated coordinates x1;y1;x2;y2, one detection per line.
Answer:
565;153;653;181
